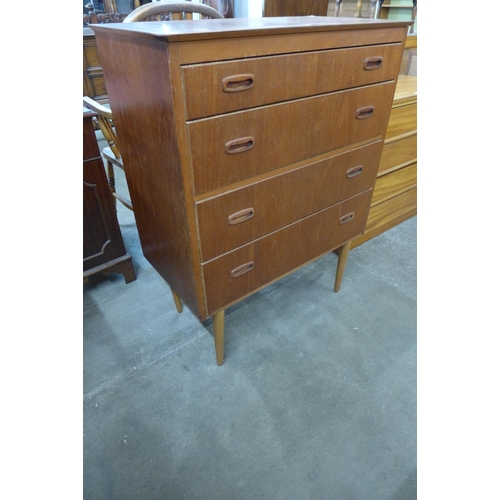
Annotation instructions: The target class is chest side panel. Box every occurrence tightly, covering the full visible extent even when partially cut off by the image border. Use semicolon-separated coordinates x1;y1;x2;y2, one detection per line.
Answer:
94;32;205;318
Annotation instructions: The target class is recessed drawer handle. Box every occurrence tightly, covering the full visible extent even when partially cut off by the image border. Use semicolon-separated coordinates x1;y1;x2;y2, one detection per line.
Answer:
346;165;363;178
356;106;374;120
228;207;254;226
339;212;355;225
364;56;383;70
230;261;254;278
222;74;255;93
225;137;254;155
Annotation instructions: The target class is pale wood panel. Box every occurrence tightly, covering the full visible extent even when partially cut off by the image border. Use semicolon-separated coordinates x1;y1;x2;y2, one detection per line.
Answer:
350;187;416;248
394;74;417;105
378;134;417;175
371;162;417;206
385;102;416;140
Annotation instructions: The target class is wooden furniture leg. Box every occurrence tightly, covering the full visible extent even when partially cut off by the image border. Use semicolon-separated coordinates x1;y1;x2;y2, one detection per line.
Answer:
105;160;117;210
213;310;225;366
334;240;352;292
171;289;183;313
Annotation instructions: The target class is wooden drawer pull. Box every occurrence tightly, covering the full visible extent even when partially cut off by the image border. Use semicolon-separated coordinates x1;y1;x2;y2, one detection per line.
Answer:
231;261;254;278
228;207;254;225
346;165;363;178
339;212;354;225
363;56;383;70
356;106;374;120
222;74;255;93
225;137;254;155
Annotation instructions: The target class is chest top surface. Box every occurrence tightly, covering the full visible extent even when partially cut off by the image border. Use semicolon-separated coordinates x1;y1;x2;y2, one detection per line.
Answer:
90;16;412;42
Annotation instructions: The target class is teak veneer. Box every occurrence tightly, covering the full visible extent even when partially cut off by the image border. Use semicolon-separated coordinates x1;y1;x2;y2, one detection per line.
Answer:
91;17;412;365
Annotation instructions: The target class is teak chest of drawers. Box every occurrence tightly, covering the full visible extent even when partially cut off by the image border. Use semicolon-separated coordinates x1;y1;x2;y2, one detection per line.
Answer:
92;17;412;365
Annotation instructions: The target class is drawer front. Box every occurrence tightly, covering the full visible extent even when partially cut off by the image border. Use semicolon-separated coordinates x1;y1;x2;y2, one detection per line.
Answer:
379;134;417;174
371;162;417;206
364;187;417;235
202;189;372;314
189;81;395;194
182;43;403;120
351;187;416;249
197;141;383;262
385;102;417;140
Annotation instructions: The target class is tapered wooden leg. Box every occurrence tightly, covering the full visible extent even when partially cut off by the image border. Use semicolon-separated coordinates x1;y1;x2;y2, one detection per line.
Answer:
171;289;183;313
212;310;225;366
334;240;352;292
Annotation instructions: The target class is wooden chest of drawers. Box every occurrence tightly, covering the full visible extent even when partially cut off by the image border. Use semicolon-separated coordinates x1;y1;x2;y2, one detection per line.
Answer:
92;17;411;365
350;74;417;248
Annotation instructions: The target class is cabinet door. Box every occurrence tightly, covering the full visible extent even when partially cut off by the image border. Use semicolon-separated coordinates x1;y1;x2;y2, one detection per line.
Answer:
83;157;126;271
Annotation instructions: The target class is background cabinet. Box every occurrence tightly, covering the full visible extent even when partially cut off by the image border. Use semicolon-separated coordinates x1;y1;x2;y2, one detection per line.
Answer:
350;74;417;248
83;109;136;283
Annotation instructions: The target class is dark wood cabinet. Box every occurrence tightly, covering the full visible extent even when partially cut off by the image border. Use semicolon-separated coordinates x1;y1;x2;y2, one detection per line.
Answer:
84;28;109;104
83;108;136;284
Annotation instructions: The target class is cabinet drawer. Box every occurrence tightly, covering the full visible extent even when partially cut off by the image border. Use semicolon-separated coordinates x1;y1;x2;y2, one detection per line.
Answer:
197;141;383;261
379;134;417;174
385;102;417;140
182;43;403;120
365;187;416;235
189;81;395;194
202;189;372;314
371;162;417;206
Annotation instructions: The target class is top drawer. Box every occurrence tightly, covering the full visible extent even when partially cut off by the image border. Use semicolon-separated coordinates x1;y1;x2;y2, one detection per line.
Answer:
182;43;403;120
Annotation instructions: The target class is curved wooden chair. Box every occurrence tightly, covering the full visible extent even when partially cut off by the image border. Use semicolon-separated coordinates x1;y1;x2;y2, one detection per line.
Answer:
124;0;224;22
83;96;133;211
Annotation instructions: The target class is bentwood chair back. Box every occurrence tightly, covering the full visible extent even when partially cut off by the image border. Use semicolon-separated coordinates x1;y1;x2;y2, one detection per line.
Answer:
86;2;224;209
124;0;224;22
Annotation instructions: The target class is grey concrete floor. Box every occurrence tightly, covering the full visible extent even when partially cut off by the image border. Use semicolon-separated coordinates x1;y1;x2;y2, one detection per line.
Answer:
83;154;417;499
